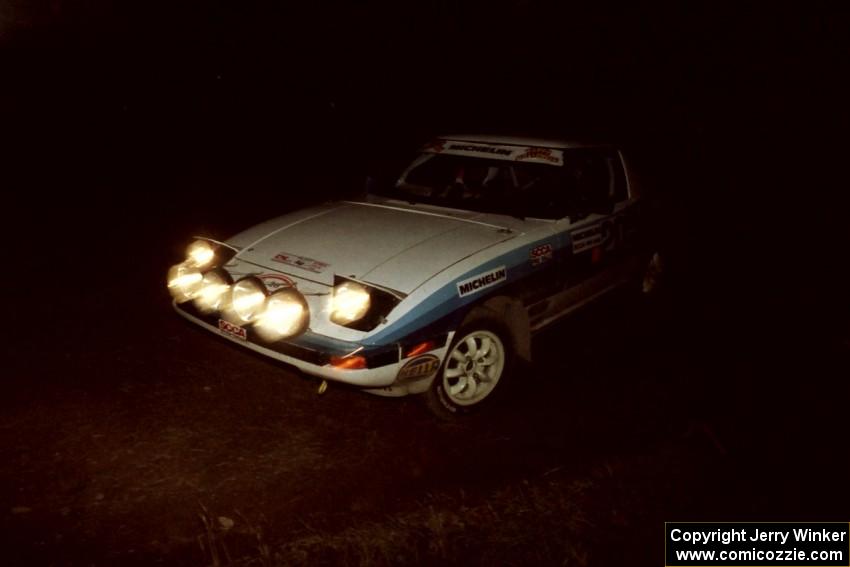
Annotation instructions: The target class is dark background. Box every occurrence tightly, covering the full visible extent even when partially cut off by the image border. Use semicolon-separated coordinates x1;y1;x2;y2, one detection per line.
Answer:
2;1;849;565
5;1;848;321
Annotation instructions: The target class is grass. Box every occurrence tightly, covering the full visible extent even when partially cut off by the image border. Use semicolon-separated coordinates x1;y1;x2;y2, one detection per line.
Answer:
193;451;677;567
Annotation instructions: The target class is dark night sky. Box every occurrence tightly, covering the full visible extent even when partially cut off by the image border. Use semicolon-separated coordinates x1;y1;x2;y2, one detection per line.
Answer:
5;2;845;145
3;0;849;327
4;2;845;168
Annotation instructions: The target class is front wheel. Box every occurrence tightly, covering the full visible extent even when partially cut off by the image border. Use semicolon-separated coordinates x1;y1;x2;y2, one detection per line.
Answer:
425;320;514;418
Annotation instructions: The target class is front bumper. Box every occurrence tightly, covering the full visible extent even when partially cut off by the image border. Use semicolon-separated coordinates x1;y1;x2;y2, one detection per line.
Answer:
174;301;404;388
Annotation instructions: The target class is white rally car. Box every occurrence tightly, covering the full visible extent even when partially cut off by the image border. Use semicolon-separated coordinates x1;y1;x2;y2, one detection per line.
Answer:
168;135;662;417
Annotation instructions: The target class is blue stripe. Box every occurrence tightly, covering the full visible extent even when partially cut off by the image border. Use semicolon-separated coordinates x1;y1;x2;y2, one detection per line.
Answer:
364;235;566;345
290;331;357;355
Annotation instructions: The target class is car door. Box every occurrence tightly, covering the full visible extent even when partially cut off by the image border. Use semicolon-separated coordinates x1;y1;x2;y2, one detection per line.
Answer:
558;148;642;291
526;149;638;329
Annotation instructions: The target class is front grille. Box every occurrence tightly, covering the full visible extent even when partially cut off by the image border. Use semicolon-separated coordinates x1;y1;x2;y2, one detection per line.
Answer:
176;302;398;368
274;341;327;365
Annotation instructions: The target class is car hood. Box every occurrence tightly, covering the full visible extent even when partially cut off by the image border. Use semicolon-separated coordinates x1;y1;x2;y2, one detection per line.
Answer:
230;201;518;294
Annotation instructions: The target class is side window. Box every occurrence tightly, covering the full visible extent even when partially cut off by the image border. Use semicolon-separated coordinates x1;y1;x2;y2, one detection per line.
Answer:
513;166;574;219
557;150;610;213
576;153;609;205
563;149;628;210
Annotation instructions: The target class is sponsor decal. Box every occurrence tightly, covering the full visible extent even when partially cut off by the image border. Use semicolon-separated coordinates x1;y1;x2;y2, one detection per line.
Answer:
446;143;513;156
434;141;564;167
272;252;329;274
456;266;507;298
530;243;554;266
515;147;562;164
571;225;604;253
397;354;441;381
258;273;296;290
218;319;247;341
421;140;446;153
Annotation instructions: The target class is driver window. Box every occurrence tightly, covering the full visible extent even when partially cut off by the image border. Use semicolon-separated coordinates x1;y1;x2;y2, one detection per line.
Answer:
517;150;617;219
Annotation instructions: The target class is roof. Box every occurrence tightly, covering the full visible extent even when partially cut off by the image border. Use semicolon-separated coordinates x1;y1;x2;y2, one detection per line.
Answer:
435;134;611;150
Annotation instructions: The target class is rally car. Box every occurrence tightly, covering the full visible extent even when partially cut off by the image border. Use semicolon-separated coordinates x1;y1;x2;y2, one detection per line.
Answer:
168;135;662;417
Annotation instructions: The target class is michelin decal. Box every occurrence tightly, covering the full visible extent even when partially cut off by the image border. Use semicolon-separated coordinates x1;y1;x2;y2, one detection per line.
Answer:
456;266;507;298
422;141;564;166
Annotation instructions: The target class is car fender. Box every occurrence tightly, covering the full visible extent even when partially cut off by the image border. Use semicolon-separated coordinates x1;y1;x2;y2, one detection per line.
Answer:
459;295;531;363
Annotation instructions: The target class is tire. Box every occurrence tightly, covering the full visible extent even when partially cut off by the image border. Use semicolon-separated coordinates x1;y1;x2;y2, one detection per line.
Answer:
425;318;514;419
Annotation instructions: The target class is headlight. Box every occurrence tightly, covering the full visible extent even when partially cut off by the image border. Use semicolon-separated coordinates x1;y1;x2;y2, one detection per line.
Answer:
254;288;310;341
186;240;216;269
167;263;203;303
328;276;402;331
330;281;371;325
227;277;267;323
192;269;232;314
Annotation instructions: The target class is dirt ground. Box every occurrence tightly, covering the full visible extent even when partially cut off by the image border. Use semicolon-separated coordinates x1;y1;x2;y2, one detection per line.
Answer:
2;198;848;566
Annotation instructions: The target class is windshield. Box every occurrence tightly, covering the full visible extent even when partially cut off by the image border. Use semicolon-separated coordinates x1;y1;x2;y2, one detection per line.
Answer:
374;150;603;219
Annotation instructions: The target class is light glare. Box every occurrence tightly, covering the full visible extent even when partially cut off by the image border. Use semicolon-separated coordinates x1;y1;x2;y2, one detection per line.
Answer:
230;279;266;322
186;240;216;268
331;282;371;324
193;271;231;314
232;292;264;319
167;263;203;303
255;293;307;341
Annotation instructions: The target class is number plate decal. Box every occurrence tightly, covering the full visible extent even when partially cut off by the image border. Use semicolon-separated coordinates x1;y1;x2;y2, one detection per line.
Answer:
218;319;247;341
